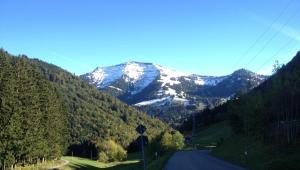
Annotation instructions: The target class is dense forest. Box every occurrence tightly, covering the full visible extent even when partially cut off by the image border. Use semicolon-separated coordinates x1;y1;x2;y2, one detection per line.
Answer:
228;51;300;144
0;51;67;168
0;49;169;168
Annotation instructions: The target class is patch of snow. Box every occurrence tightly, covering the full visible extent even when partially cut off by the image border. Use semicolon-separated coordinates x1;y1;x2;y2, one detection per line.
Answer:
90;65;124;88
164;87;177;96
157;89;164;96
154;64;189;87
173;97;190;106
184;77;191;81
135;95;189;107
192;75;227;86
194;79;205;85
179;91;185;97
108;86;123;91
123;62;145;82
134;97;171;106
126;62;160;94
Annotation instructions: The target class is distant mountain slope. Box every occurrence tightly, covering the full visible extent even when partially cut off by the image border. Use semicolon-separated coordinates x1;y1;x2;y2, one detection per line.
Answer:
81;62;267;126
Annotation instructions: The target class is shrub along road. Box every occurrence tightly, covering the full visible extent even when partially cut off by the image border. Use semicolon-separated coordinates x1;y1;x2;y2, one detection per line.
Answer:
165;150;246;170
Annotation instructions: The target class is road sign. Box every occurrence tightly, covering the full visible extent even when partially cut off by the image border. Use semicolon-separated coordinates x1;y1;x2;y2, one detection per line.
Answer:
136;124;146;135
136;124;147;170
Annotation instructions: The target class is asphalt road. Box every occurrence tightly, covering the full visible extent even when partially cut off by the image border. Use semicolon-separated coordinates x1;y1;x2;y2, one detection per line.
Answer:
165;150;246;170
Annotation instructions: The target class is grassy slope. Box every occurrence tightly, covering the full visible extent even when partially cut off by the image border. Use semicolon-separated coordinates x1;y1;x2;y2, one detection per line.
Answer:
212;135;265;169
192;121;232;147
61;155;141;170
189;121;300;170
16;160;67;170
147;152;173;170
212;135;300;170
61;152;173;170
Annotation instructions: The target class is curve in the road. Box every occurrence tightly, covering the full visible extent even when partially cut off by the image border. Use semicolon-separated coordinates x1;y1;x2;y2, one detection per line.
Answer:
165;150;246;170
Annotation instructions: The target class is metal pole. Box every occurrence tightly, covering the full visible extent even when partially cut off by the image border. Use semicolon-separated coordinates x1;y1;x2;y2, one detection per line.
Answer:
140;126;146;170
192;112;196;137
192;111;196;148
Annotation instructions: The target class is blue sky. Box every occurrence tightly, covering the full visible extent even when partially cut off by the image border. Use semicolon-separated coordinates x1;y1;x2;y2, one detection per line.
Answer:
1;0;300;76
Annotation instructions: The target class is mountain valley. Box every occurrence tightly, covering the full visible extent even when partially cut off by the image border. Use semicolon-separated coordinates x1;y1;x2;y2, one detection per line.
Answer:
81;62;267;125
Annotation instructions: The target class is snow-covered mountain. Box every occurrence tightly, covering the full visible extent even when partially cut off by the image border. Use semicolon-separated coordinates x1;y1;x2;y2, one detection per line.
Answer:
81;62;267;125
83;62;160;94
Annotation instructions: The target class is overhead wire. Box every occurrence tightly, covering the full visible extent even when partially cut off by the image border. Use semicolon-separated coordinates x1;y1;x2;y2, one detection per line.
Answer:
243;5;300;70
255;33;300;74
230;0;295;71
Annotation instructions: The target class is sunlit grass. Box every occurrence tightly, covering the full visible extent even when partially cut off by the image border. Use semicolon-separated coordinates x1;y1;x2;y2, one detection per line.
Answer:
16;160;66;170
61;155;141;170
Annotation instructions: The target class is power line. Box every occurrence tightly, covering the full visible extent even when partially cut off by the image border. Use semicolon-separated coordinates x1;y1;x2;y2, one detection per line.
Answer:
256;34;300;74
230;0;295;71
244;5;300;70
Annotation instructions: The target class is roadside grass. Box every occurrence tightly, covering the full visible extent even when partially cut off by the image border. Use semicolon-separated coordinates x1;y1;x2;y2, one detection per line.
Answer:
61;153;141;170
147;152;174;170
61;150;173;170
189;121;232;148
212;135;265;169
212;135;300;170
189;121;269;169
190;121;300;170
15;160;66;170
189;121;270;169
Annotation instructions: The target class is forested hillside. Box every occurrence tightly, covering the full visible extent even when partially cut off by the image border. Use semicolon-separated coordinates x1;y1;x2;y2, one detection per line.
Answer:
184;51;300;169
0;49;169;168
0;50;67;168
227;51;300;145
29;56;168;147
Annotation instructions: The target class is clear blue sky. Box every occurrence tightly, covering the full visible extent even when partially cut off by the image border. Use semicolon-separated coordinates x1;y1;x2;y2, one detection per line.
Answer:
1;0;300;76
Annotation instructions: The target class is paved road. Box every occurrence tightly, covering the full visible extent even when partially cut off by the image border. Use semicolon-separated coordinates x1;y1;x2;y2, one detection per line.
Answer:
165;150;246;170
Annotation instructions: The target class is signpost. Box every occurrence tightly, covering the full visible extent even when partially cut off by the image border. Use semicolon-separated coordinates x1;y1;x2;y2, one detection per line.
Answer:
136;124;147;170
136;124;146;135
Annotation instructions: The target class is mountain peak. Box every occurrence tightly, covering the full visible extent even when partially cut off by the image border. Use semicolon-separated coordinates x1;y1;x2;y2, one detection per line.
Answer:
93;61;153;71
82;61;160;92
123;61;153;65
232;68;256;76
